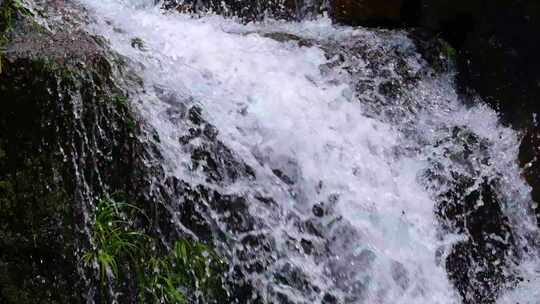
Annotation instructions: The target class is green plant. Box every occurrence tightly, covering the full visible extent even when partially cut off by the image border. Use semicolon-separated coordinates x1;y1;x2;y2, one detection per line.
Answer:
142;239;226;303
83;197;227;303
144;255;188;304
83;198;145;282
113;94;128;106
170;240;226;296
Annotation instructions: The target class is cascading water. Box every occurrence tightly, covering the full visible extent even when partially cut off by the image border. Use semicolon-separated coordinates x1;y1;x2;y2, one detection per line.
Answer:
77;0;540;302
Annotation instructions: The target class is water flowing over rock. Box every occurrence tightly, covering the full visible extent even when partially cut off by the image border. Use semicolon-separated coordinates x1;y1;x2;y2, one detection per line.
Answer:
162;0;298;21
415;0;540;129
1;0;540;303
161;0;413;24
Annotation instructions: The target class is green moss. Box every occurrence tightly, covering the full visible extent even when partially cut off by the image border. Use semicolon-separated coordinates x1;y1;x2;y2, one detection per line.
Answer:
0;1;13;75
32;57;59;72
125;115;137;132
113;94;128;106
0;1;16;38
440;39;457;62
0;51;129;304
0;144;76;303
0;0;33;74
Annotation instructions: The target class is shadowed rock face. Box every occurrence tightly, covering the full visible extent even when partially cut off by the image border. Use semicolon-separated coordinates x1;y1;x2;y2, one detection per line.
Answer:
425;127;520;303
0;1;169;302
408;0;540;233
438;0;540;232
329;0;404;26
326;0;540;125
519;127;540;224
418;0;540;129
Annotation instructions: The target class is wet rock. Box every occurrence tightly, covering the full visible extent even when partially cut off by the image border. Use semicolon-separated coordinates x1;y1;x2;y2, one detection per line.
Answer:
0;1;206;302
416;0;540;129
272;168;295;185
424;127;520;304
322;293;339;304
162;0;418;25
519;126;540;224
178;105;257;184
162;0;297;21
408;29;456;74
443;181;519;304
312;203;325;217
378;79;402;99
0;1;142;301
329;0;404;26
274;262;315;294
262;32;314;48
390;261;409;290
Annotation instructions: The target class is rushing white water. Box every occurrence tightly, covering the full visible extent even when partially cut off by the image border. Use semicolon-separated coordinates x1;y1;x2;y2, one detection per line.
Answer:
78;0;540;303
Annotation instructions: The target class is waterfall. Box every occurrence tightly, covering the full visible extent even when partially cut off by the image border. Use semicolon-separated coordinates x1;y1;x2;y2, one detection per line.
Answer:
78;0;540;302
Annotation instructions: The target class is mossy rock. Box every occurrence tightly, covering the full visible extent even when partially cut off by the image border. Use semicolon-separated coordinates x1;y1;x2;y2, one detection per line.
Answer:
0;1;145;302
0;1;232;302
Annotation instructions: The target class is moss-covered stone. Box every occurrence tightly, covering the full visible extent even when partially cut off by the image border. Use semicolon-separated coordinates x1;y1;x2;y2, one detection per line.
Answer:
0;1;234;302
0;0;145;302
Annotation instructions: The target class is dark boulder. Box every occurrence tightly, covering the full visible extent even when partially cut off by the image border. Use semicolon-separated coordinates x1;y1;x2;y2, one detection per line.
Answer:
411;0;540;231
328;0;540;129
423;126;521;304
420;0;540;228
415;0;540;129
0;0;181;301
329;0;405;26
